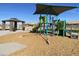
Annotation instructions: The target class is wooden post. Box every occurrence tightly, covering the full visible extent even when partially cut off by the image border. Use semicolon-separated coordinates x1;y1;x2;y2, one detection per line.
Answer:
22;22;25;31
10;21;14;31
70;24;73;38
2;21;5;30
14;21;17;31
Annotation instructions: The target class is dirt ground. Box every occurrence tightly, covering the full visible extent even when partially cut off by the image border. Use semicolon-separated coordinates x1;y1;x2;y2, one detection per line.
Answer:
0;32;79;56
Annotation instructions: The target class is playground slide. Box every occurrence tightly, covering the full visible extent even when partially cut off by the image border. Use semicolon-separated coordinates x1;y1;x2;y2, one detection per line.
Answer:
34;23;40;30
32;23;40;32
32;24;50;45
65;30;71;35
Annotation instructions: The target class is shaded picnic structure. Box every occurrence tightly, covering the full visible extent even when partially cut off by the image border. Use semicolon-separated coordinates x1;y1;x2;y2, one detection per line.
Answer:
2;18;25;31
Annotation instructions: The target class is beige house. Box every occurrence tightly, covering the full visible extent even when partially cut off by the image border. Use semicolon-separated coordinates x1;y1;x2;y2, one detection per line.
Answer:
24;24;35;31
66;21;79;30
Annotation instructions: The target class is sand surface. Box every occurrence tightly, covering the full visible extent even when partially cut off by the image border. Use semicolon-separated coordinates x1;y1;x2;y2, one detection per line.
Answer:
0;32;79;56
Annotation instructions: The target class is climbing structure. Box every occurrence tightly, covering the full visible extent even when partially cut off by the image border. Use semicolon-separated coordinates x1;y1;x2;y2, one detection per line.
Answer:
39;16;48;35
38;15;66;36
34;4;77;36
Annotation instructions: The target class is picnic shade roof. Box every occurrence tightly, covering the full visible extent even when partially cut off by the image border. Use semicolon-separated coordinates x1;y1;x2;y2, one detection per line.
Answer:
2;18;25;22
34;4;77;15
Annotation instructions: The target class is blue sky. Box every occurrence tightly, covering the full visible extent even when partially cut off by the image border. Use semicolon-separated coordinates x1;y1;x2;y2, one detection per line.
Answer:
0;3;79;24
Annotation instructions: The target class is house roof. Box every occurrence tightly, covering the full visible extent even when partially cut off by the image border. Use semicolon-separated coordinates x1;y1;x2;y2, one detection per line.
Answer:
2;18;25;22
34;4;77;15
67;21;79;25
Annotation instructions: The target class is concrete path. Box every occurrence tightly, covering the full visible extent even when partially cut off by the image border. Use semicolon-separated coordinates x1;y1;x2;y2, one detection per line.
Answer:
0;30;11;36
0;42;26;56
0;30;26;36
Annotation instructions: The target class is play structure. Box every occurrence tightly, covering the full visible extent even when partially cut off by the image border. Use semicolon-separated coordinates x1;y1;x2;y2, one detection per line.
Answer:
37;15;66;36
32;4;79;40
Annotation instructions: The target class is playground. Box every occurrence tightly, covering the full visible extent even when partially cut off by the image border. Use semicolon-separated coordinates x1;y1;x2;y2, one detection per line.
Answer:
0;4;79;56
32;4;79;42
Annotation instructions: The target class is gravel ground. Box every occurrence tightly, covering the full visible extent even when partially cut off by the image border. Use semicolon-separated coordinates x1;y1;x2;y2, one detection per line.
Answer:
0;32;79;56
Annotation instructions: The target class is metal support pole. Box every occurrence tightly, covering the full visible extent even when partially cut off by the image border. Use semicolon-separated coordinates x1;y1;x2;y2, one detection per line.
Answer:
45;15;48;36
56;16;59;36
49;15;53;34
63;20;66;37
52;16;54;35
39;14;42;34
43;16;45;34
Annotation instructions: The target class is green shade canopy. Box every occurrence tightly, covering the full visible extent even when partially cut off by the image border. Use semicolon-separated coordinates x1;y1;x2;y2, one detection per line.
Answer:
34;4;77;15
